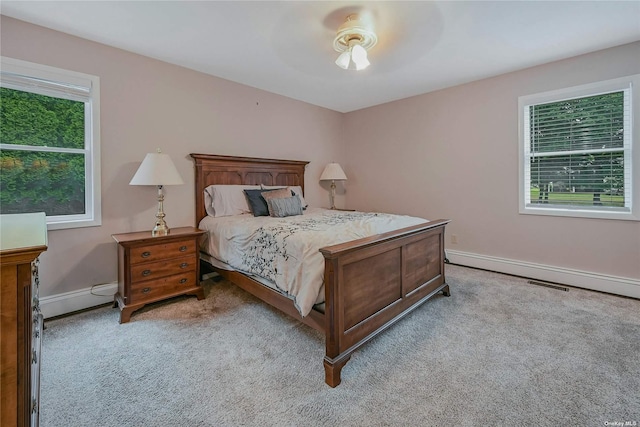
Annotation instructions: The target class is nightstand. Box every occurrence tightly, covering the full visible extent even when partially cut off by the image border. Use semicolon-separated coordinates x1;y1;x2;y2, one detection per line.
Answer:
112;227;205;323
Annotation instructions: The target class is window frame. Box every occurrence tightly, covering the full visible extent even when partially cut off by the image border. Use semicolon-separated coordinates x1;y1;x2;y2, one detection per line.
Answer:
0;57;101;230
518;74;639;221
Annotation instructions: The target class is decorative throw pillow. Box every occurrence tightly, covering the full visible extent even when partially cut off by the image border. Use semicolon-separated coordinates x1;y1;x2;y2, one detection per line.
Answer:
260;185;308;209
244;189;288;216
288;186;308;209
261;188;292;201
266;196;303;218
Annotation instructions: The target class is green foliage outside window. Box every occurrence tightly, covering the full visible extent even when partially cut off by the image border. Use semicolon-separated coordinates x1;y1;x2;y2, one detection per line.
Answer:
529;92;625;207
0;87;86;215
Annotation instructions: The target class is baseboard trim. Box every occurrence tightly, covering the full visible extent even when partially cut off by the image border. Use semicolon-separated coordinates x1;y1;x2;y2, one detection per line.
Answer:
446;250;639;299
38;253;639;318
40;282;117;319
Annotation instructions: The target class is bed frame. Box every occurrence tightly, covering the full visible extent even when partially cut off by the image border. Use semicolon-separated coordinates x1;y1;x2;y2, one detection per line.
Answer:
191;153;450;387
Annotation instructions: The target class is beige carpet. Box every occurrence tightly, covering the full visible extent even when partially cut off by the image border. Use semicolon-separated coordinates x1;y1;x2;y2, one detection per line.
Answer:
40;265;640;426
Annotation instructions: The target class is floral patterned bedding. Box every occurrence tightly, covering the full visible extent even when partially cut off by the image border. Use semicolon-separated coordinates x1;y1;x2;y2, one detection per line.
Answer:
199;208;428;317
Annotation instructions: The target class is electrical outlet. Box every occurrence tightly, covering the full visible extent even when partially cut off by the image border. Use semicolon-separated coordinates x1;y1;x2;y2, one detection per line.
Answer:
451;234;458;244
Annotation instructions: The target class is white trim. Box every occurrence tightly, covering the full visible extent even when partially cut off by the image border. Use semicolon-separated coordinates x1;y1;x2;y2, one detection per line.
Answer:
518;74;640;222
0;56;102;230
446;249;640;299
39;253;639;319
39;282;117;319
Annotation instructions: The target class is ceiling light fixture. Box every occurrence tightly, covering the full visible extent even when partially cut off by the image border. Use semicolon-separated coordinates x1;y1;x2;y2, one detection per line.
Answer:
333;14;377;71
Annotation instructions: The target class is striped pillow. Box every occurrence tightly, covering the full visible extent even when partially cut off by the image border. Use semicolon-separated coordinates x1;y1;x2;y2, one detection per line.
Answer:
266;196;303;218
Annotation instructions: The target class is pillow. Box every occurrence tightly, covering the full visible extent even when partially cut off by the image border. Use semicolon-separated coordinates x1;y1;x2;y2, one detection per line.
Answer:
266;196;303;218
204;187;216;217
261;187;292;201
261;185;308;209
204;184;260;217
244;189;283;217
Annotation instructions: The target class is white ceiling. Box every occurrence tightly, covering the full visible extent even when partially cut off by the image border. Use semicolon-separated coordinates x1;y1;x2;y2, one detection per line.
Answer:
2;1;640;113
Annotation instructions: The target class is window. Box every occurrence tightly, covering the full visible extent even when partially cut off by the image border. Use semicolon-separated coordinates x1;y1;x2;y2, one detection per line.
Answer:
0;57;101;229
519;75;639;221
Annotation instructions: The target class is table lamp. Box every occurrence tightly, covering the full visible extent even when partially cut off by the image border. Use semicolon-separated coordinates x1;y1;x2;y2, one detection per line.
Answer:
129;149;184;236
320;162;347;209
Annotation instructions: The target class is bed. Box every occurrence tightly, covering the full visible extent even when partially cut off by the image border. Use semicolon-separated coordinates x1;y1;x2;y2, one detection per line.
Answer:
191;153;450;387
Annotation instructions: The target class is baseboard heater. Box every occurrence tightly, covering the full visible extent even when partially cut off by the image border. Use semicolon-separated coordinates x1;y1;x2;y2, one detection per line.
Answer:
527;280;569;292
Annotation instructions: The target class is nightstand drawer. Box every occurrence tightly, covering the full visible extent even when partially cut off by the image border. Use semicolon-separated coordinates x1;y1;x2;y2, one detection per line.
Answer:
130;255;196;283
130;240;196;264
130;272;197;303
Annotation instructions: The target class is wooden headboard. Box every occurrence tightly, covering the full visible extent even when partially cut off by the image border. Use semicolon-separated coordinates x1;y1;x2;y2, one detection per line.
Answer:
190;153;309;225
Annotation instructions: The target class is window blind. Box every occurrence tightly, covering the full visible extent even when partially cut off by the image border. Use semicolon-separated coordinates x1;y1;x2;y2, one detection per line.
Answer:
525;89;631;210
0;71;91;102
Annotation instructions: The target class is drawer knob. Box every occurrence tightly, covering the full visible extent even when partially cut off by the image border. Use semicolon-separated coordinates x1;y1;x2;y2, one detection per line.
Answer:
180;262;188;269
179;278;188;284
142;287;151;294
142;270;152;276
179;246;188;252
141;251;151;258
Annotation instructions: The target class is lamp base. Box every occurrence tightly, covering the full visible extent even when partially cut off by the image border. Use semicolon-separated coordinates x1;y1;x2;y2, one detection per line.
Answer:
152;223;170;236
329;180;337;210
152;185;170;236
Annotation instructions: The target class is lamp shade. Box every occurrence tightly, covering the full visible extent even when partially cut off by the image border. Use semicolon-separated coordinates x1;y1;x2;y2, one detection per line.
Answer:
335;51;351;70
350;44;370;70
320;163;347;181
129;152;184;186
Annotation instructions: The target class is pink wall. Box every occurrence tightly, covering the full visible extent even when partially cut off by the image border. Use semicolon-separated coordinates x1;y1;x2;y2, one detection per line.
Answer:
343;42;640;281
1;16;345;296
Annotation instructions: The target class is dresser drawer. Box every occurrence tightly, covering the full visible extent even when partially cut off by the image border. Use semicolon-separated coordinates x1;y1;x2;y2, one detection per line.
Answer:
130;255;196;283
130;240;196;264
130;272;198;303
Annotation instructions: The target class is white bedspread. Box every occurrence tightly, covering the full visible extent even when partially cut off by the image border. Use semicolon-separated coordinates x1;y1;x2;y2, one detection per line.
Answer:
199;208;428;317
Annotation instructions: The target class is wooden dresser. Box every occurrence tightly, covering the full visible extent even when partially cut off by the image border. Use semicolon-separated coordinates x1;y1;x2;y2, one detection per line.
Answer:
112;227;205;323
0;213;48;427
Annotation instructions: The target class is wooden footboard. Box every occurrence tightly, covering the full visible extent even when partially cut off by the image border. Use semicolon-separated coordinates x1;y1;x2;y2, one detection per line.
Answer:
320;219;450;387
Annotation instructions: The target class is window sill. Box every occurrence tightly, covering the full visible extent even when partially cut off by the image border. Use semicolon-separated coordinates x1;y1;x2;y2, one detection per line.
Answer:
47;217;102;230
519;206;637;221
